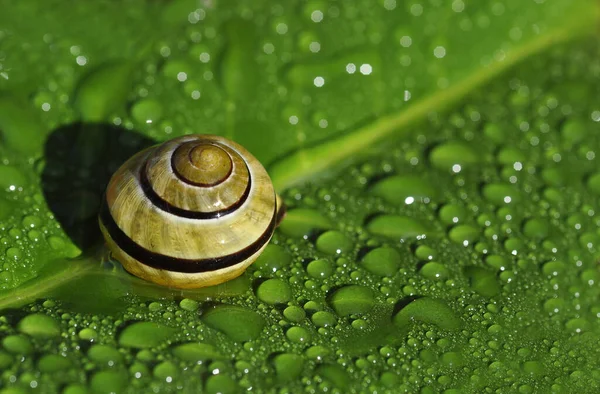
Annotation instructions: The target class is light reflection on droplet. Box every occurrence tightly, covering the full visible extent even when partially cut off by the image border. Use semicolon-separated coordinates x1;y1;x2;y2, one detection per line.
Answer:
276;23;288;35
383;0;396;10
311;10;324;23
313;76;325;87
346;63;356;74
199;53;210;63
160;46;171;57
400;36;412;47
452;0;465;12
359;64;372;75
309;42;321;53
76;56;87;66
410;3;423;16
552;153;561;163
263;43;275;54
433;46;446;58
509;27;522;41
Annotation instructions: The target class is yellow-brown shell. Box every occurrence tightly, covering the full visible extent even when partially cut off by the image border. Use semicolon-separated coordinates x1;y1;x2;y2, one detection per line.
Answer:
98;134;281;289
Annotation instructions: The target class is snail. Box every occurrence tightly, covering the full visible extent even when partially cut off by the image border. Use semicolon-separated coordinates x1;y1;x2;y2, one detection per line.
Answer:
98;134;285;289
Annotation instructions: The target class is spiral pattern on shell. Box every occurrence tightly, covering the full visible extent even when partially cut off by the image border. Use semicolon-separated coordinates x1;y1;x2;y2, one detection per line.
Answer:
99;134;281;289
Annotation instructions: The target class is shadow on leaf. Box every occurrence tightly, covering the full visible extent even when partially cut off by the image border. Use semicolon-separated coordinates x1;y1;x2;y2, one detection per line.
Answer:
41;122;154;251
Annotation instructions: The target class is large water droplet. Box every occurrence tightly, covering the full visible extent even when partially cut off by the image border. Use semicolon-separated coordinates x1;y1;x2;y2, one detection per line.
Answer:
118;322;176;349
328;285;375;316
201;305;265;342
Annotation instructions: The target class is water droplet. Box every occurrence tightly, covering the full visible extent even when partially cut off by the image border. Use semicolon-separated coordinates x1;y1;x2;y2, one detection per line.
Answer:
439;204;467;225
131;99;163;124
153;360;179;380
522;218;549;239
305;345;330;361
256;279;292;305
0;95;45;155
307;259;334;278
482;183;521;205
201;305;265;342
179;298;199;311
315;364;349;390
172;343;225;363
565;318;590;333
311;311;336;327
0;165;26;191
283;306;306;323
37;354;72;373
17;314;60;339
78;328;98;341
441;351;465;368
118;322;177;348
448;224;480;245
316;231;353;255
366;215;429;239
205;374;238;394
486;255;509;270
0;351;13;370
370;175;438;204
1;335;33;354
420;262;449;280
361;247;401;276
88;344;123;366
586;172;600;195
254;244;292;272
273;353;304;383
429;142;479;170
328;285;375;316
90;370;128;394
542;261;565;276
278;208;333;238
73;62;135;121
286;326;311;344
393;297;461;331
464;266;500;297
561;119;586;145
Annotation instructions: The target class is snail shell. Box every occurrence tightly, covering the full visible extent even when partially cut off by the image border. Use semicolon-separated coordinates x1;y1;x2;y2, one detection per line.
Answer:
98;134;284;289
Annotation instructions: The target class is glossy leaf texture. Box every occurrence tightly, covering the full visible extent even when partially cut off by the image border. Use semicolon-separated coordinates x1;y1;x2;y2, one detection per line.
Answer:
0;0;599;392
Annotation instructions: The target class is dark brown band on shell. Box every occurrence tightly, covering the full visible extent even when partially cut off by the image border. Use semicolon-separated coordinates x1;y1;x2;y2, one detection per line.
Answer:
140;160;252;219
99;194;277;273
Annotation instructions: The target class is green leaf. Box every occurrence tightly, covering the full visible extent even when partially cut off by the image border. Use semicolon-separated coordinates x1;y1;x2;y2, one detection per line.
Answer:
0;0;599;392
